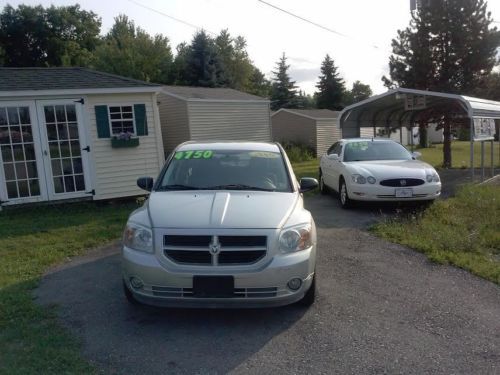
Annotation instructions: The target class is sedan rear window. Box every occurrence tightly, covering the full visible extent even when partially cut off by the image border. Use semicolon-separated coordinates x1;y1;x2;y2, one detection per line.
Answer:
343;141;412;162
158;149;292;192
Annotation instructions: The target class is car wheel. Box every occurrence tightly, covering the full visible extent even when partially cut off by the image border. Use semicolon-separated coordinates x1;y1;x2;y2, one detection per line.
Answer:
298;273;316;307
319;171;328;195
123;281;141;305
339;178;352;209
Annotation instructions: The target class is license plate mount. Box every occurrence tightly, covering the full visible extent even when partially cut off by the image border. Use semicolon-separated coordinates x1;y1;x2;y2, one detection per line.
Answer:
395;188;413;198
193;276;234;298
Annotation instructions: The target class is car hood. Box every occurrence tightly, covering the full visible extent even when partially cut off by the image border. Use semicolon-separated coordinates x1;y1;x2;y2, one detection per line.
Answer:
147;191;298;229
345;160;436;179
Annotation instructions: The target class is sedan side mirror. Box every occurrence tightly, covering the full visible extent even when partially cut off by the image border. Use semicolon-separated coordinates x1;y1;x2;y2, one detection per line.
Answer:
411;151;422;160
299;177;319;193
137;177;154;192
327;153;339;161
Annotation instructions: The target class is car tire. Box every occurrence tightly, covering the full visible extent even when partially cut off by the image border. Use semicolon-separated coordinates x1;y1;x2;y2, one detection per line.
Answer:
319;171;328;195
123;281;141;305
339;178;352;209
298;274;316;307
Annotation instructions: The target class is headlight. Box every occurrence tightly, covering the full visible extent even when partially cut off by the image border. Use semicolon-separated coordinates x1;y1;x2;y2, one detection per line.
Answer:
279;223;312;253
123;222;153;253
426;172;440;183
367;176;376;184
351;174;366;184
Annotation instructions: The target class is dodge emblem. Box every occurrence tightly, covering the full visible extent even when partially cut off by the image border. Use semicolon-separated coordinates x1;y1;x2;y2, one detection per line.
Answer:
209;236;221;254
400;179;407;186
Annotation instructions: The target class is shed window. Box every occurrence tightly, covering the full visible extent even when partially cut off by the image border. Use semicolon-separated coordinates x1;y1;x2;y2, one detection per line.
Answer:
109;106;135;135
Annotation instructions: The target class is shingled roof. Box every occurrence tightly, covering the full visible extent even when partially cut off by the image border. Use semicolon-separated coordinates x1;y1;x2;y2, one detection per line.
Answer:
0;67;160;92
272;108;339;119
162;85;268;101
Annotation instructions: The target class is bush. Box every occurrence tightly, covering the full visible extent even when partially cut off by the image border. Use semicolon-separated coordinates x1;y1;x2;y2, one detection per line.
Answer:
281;142;315;163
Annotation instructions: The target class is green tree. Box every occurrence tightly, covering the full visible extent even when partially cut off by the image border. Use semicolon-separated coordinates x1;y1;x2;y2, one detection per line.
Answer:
246;67;271;97
315;54;346;110
473;71;500;101
270;53;298;110
345;81;373;105
383;0;500;167
94;15;173;83
0;4;101;67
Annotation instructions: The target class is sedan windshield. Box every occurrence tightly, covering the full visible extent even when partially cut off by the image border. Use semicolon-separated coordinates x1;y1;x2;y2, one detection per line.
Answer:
343;141;412;162
158;149;292;192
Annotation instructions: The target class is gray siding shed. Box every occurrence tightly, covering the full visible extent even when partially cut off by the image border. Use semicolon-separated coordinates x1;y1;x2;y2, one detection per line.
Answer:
271;109;340;157
158;86;271;154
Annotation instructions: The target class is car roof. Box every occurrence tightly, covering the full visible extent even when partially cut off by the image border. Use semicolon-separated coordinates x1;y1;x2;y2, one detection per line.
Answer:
340;138;398;143
177;141;281;152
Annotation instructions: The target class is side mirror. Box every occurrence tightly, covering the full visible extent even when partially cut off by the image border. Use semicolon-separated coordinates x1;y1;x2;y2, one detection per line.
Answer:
327;153;340;161
299;177;319;193
411;151;422;160
137;177;154;192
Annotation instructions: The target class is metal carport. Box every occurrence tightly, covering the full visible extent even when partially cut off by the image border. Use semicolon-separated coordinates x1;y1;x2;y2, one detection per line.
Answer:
338;88;500;180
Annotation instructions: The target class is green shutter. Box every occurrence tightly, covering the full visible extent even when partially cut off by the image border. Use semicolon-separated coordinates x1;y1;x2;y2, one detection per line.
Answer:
134;104;148;136
95;105;110;138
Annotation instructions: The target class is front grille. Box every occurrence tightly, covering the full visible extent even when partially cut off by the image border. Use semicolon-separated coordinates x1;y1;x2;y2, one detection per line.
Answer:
163;234;267;266
165;250;211;264
380;178;425;187
151;285;277;298
219;250;266;264
376;193;428;198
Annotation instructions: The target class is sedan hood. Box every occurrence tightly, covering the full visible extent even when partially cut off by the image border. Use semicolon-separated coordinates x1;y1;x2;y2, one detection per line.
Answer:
147;191;298;229
345;160;436;179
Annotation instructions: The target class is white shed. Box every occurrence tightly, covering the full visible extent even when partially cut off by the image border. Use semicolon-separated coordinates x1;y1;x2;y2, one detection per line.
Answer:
158;86;271;154
0;67;165;206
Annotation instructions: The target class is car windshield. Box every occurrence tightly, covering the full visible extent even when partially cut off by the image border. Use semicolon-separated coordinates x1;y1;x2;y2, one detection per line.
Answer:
158;149;292;192
343;141;412;162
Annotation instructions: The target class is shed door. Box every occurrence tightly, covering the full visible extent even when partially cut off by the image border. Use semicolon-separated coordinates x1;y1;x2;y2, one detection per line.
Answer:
36;100;90;200
0;102;47;204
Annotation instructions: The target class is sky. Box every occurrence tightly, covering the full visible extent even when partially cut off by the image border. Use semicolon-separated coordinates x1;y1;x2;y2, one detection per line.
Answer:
3;0;500;95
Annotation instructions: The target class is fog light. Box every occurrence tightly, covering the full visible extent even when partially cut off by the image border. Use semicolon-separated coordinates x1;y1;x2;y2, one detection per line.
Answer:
287;278;302;291
130;277;144;289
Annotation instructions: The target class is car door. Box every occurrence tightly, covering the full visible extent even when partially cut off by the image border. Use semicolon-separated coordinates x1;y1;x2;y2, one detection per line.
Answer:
320;142;338;188
329;142;344;192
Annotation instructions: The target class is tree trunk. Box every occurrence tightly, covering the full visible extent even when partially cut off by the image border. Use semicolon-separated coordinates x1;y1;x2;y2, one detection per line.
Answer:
442;120;452;168
419;123;428;148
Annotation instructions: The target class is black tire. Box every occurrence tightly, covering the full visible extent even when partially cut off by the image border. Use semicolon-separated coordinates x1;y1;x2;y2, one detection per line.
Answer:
298;274;316;307
339;178;352;209
123;281;141;305
319;170;328;195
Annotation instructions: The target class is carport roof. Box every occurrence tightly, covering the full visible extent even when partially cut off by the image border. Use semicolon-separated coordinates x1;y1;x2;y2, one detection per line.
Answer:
339;88;500;131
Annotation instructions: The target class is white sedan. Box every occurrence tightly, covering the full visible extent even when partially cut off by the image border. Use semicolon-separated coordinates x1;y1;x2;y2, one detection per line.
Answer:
319;138;441;208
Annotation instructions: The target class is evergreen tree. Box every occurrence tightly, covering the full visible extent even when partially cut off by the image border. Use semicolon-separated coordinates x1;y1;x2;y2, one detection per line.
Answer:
270;53;298;110
383;0;500;166
315;54;346;110
246;67;271;98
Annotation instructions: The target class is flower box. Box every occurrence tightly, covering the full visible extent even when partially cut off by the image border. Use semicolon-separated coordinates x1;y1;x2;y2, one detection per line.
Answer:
111;137;139;148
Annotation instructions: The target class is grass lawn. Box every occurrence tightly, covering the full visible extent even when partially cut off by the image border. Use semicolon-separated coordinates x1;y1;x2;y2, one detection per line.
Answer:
418;140;499;168
291;159;320;180
0;201;138;374
372;184;500;284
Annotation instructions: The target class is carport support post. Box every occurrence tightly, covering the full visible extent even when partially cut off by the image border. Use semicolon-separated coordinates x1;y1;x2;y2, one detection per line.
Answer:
491;139;494;178
481;141;484;182
470;118;474;182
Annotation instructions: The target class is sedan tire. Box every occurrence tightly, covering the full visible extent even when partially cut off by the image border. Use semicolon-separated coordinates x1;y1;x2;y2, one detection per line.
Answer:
319;171;328;195
123;281;141;305
339;178;353;209
298;274;316;307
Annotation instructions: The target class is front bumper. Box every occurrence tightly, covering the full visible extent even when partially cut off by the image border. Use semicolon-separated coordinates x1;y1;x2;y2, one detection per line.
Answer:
122;245;315;308
348;182;441;202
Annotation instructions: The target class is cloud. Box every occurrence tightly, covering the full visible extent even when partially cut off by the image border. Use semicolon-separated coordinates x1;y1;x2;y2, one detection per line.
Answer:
289;67;320;83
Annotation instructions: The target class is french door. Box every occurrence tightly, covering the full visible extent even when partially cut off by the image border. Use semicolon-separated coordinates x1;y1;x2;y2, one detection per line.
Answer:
0;99;90;204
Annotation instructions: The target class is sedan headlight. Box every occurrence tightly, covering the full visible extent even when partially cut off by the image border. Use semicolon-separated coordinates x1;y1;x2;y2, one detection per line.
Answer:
351;174;366;184
426;172;440;183
123;222;153;253
279;223;312;253
367;176;376;184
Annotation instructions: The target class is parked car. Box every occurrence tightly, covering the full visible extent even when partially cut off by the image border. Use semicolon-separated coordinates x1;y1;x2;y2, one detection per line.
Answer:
319;138;441;208
122;141;318;308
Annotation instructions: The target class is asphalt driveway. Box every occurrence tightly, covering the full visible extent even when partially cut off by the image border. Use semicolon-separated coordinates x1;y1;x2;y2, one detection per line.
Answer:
35;195;500;374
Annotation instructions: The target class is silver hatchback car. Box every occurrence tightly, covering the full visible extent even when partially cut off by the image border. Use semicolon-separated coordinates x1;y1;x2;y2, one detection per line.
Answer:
122;141;318;308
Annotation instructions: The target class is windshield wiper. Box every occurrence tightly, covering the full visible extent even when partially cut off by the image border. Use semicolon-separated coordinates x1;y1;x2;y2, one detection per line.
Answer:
205;184;275;192
156;184;201;191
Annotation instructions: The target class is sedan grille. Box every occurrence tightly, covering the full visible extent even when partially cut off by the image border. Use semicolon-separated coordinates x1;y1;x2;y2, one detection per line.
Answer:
380;178;424;187
163;235;267;266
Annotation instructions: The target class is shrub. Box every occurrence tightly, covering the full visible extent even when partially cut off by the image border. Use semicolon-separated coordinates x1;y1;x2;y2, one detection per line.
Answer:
281;142;315;163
